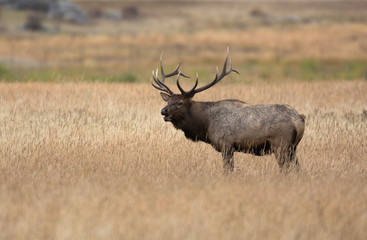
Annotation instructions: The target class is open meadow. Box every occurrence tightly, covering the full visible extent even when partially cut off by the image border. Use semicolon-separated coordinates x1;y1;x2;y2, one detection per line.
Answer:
1;1;367;239
1;81;366;239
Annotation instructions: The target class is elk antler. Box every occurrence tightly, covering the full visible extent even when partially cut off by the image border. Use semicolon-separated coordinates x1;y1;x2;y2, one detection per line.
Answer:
151;52;189;96
177;47;239;98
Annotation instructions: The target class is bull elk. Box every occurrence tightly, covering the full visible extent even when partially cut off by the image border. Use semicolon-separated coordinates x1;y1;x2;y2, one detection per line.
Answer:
152;48;305;173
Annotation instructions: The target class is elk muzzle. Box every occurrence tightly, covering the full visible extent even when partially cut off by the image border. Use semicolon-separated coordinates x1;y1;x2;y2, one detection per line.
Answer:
161;107;172;122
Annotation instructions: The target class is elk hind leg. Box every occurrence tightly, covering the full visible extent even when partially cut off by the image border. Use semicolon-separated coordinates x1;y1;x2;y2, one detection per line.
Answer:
288;144;300;171
222;149;234;174
275;145;299;173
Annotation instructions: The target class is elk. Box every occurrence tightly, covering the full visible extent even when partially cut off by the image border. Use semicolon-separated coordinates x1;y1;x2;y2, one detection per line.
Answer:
152;48;305;173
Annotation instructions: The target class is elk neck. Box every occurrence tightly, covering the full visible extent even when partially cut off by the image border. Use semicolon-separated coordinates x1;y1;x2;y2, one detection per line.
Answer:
171;101;211;143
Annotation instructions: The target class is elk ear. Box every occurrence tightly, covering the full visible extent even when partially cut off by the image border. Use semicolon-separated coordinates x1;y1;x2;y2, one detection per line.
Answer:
160;92;171;102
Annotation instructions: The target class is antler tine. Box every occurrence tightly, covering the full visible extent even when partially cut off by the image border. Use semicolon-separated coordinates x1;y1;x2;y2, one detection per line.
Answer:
152;52;191;96
151;80;173;95
176;72;185;95
177;72;198;96
228;55;239;75
153;69;165;88
189;48;239;95
160;53;190;83
151;70;174;95
164;61;190;79
160;52;166;81
218;47;229;79
215;47;239;82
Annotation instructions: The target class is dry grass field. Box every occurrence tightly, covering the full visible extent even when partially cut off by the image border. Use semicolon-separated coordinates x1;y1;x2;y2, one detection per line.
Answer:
0;81;366;239
1;1;367;239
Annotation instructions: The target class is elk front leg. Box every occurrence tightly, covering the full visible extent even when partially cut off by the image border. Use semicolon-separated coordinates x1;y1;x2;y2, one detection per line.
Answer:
222;149;234;174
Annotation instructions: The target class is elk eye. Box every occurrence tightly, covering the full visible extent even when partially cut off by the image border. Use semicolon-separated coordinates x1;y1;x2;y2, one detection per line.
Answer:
177;102;183;107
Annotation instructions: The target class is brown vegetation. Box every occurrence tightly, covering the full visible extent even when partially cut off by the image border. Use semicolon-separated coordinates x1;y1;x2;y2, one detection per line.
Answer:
1;23;367;72
0;81;366;239
0;2;366;239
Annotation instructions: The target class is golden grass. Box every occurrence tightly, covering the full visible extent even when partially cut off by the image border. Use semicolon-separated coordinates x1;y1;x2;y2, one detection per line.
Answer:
0;81;366;239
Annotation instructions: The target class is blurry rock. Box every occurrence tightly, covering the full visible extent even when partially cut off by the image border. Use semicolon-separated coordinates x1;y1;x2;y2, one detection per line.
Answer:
282;15;302;24
0;0;55;12
122;6;139;20
104;10;122;21
48;0;87;24
24;13;45;31
249;7;267;18
88;7;103;19
0;0;87;24
0;6;6;33
263;15;304;25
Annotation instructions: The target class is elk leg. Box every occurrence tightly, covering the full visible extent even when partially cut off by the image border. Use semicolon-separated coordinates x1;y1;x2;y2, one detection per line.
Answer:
287;145;300;171
274;151;286;169
271;143;284;169
222;149;234;174
275;145;299;173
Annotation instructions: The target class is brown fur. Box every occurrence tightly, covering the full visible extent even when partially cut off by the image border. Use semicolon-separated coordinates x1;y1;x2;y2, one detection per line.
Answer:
160;94;305;173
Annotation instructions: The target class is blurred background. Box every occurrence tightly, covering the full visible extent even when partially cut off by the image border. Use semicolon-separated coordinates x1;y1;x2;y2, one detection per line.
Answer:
0;0;366;83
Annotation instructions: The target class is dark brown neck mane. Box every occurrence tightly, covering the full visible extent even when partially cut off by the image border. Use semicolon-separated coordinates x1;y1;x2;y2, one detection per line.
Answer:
171;101;212;142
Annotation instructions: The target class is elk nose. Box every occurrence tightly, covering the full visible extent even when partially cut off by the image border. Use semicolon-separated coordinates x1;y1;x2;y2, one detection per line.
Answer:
161;108;168;115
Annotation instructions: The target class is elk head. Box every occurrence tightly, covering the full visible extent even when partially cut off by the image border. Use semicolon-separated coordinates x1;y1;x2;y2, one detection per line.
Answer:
151;48;239;123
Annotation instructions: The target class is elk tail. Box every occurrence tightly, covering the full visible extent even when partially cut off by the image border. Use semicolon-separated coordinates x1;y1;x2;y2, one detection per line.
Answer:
299;114;306;123
292;113;306;146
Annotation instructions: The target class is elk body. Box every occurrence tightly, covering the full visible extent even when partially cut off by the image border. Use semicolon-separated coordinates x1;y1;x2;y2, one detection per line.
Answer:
152;49;305;173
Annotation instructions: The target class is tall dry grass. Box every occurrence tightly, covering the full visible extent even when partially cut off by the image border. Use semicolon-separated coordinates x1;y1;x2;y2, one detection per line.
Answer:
0;81;366;239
